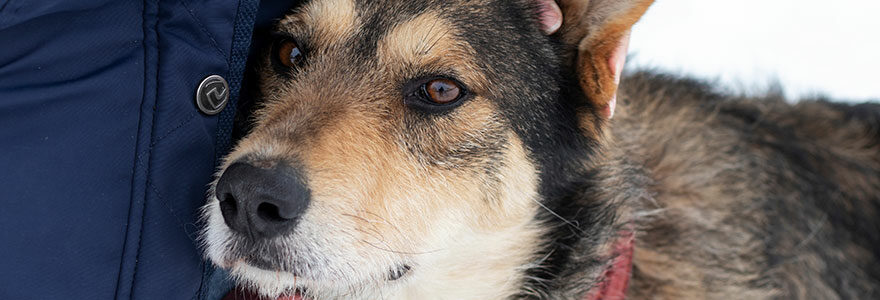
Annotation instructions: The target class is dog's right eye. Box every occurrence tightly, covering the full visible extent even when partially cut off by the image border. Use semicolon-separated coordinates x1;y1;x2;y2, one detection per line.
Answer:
276;39;304;68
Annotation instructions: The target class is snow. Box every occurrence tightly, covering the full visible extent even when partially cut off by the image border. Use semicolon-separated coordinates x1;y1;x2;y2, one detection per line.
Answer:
628;0;880;102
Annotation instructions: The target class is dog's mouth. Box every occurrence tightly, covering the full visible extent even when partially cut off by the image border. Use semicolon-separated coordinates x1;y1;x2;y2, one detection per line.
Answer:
223;288;305;300
221;260;313;300
241;256;288;273
221;262;413;300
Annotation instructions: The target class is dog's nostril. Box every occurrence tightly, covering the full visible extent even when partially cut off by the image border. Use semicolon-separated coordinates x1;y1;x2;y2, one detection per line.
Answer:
219;196;236;210
257;202;286;222
218;194;238;220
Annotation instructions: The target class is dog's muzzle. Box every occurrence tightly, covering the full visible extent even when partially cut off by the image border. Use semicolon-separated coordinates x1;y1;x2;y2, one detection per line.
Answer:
215;160;311;239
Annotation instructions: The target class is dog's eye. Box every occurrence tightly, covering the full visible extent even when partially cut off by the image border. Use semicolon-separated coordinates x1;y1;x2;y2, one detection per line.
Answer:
277;40;304;68
404;76;470;113
423;79;462;104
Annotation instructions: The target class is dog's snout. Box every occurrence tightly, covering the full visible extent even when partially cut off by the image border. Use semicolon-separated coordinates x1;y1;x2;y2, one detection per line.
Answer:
215;161;311;239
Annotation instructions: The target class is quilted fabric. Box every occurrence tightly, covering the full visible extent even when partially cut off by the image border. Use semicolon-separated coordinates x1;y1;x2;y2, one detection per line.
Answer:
0;0;266;298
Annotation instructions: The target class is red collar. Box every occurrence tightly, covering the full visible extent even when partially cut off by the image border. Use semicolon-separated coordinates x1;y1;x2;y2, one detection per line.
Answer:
583;232;635;300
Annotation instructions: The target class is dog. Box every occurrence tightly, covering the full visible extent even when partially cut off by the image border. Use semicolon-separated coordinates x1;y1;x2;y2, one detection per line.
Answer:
200;0;880;299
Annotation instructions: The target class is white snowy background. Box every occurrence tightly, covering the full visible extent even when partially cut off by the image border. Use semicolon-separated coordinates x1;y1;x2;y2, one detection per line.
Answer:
628;0;880;102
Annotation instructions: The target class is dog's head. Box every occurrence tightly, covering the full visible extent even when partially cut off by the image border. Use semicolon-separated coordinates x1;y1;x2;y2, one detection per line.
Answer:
201;0;651;298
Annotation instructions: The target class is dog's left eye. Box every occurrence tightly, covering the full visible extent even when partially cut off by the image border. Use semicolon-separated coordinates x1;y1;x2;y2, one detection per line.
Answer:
423;78;462;104
404;76;470;112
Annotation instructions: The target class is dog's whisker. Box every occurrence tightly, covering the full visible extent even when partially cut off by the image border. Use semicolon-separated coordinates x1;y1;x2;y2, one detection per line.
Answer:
423;27;452;56
344;226;438;256
358;239;439;256
344;215;388;240
532;198;587;235
360;210;410;240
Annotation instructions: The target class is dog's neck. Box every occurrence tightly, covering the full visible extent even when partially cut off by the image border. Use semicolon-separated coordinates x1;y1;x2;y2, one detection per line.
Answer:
394;216;634;300
582;232;635;300
394;215;546;300
514;140;647;298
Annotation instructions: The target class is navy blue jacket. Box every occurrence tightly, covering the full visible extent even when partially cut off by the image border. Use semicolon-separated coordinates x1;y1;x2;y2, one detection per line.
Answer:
0;0;294;298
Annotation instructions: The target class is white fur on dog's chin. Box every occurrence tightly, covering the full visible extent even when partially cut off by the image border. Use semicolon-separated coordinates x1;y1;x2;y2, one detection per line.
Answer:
200;199;407;299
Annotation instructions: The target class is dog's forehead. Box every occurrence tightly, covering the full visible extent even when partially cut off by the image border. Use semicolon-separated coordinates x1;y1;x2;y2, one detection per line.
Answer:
281;0;439;38
275;0;529;94
281;0;526;49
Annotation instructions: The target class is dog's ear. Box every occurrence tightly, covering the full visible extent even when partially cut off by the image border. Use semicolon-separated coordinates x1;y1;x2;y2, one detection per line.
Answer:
539;0;653;119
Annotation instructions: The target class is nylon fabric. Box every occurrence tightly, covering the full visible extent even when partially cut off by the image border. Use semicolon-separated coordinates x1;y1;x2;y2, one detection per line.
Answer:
0;0;259;299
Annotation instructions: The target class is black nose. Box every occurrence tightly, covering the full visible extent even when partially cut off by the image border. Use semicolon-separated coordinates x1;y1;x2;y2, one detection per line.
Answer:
215;161;311;239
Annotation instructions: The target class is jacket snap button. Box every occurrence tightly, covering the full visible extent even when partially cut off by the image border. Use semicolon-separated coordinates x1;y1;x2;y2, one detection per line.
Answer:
196;75;230;115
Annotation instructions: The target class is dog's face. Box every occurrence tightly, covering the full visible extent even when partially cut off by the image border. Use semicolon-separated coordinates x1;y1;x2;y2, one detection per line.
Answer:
201;0;651;298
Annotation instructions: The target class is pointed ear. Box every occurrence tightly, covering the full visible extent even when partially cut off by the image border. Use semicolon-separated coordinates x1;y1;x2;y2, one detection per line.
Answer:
554;0;653;119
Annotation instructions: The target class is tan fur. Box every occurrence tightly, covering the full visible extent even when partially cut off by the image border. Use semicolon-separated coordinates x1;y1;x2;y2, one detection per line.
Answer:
394;135;546;300
559;0;655;116
285;0;358;48
377;11;490;95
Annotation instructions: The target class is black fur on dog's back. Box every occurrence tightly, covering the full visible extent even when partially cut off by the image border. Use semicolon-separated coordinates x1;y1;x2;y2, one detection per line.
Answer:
566;71;880;299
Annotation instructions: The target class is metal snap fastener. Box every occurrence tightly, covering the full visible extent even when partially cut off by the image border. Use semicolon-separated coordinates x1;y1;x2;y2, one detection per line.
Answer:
196;75;230;115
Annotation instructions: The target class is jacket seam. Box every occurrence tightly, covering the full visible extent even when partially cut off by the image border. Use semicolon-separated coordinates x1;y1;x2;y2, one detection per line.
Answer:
179;0;228;60
127;0;163;296
114;0;159;298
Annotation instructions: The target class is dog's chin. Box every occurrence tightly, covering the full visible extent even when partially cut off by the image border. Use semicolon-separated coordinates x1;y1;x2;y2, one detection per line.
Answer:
227;262;305;299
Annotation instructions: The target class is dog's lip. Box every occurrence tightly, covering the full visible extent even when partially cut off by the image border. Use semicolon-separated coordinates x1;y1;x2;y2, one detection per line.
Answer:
231;258;304;278
245;257;286;272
